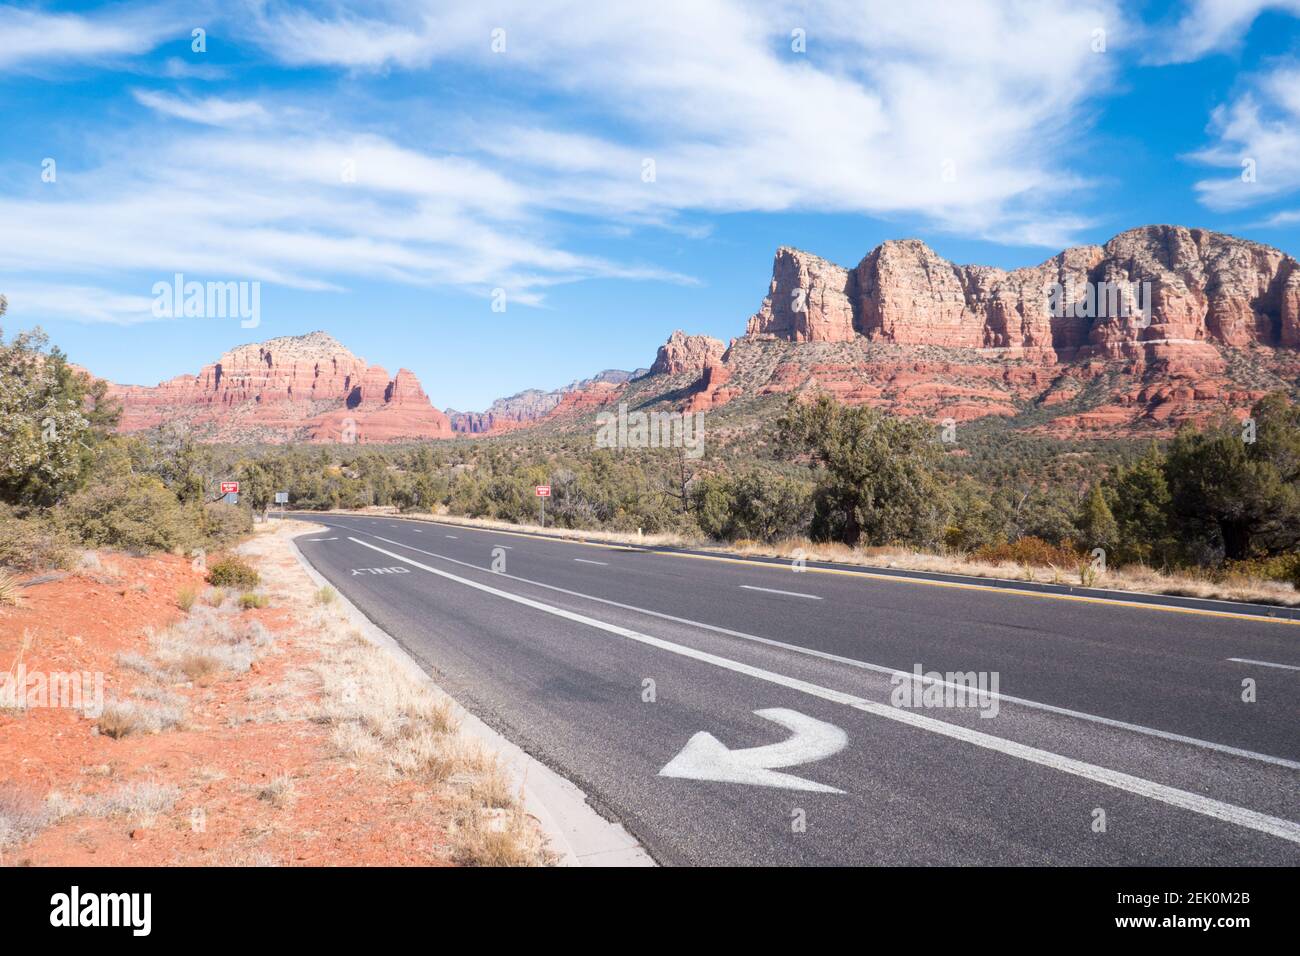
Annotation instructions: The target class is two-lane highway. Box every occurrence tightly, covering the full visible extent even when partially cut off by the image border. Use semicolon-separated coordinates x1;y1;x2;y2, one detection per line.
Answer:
293;513;1300;865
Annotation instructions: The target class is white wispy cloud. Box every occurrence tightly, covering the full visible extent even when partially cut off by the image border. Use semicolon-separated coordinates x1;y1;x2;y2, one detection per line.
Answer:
133;90;270;126
245;0;1124;248
1148;0;1300;64
0;280;157;326
1;0;1134;327
0;4;179;69
1189;63;1300;210
0;122;694;324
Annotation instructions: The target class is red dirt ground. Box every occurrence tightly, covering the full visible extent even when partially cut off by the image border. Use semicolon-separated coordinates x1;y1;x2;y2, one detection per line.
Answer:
1;543;459;866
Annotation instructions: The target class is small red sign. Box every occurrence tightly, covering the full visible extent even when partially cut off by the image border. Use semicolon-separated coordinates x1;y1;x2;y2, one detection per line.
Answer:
535;485;551;497
220;481;240;494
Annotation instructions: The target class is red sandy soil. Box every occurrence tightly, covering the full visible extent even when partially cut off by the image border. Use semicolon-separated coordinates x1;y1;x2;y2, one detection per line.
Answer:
0;541;460;866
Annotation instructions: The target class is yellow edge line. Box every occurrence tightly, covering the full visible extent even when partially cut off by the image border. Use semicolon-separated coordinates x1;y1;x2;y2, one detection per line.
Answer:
360;513;1300;627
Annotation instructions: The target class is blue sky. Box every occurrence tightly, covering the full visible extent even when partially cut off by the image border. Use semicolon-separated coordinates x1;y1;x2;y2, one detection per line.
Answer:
3;1;1300;410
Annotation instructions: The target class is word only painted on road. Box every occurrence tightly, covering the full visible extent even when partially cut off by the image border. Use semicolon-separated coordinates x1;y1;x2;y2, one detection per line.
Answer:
350;567;412;576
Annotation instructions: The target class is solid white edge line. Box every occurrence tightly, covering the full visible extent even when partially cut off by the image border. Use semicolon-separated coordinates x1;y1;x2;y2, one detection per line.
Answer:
358;530;1300;772
1228;657;1300;672
347;535;1300;845
740;584;823;600
574;558;609;566
288;532;653;866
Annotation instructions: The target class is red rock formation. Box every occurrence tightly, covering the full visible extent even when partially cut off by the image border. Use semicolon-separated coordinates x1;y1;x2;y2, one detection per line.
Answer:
445;369;643;434
650;330;726;375
670;226;1299;436
106;331;452;443
746;247;857;342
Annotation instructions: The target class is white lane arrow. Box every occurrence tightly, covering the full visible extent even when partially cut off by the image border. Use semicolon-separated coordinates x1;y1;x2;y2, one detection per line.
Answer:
658;708;847;793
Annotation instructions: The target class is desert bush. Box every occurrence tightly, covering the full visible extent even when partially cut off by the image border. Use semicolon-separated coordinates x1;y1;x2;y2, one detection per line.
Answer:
0;504;74;571
177;586;197;612
62;472;193;552
207;556;259;589
1223;553;1300;589
239;592;268;610
315;586;337;605
201;502;253;545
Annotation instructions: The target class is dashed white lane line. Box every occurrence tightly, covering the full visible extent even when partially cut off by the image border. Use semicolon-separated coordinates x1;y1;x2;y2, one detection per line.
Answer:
411;529;423;533
740;584;822;600
445;535;458;539
574;558;608;566
356;530;1298;771
1228;657;1300;672
345;535;1300;845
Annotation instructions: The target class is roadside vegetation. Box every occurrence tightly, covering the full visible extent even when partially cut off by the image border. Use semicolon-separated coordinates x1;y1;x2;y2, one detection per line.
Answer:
2;309;1296;601
0;310;252;572
244;392;1300;600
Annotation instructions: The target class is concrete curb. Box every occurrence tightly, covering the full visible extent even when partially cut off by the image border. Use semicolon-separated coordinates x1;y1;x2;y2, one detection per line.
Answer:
284;523;654;868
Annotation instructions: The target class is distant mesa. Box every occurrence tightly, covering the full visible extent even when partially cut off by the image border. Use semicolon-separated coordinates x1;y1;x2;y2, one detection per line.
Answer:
106;332;452;443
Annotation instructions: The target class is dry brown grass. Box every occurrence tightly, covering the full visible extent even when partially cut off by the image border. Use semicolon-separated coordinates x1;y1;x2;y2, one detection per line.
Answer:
717;537;1300;608
0;785;50;849
0;569;24;607
257;773;297;809
251;524;550;866
450;803;545;867
96;697;184;738
81;781;180;824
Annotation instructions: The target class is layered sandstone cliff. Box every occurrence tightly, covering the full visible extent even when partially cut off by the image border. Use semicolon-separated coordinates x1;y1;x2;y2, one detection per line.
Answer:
108;332;452;443
683;225;1300;434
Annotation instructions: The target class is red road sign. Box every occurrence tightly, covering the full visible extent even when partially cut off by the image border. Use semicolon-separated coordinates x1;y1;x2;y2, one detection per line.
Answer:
220;481;240;494
535;485;551;497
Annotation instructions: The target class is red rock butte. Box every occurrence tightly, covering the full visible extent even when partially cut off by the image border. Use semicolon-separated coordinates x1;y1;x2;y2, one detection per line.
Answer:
107;331;452;443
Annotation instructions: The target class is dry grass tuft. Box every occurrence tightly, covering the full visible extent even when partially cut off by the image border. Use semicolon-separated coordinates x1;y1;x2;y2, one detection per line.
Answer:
0;785;49;848
81;781;180;823
0;569;23;607
450;803;548;867
257;773;297;809
97;697;184;738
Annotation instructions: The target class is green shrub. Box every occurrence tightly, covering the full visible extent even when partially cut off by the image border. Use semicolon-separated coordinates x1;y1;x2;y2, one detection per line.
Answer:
62;474;193;552
238;591;268;610
201;502;253;546
1223;553;1300;588
206;556;259;589
0;504;73;571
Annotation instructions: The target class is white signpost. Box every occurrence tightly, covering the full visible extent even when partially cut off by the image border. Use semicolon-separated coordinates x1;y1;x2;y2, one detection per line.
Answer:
535;485;550;527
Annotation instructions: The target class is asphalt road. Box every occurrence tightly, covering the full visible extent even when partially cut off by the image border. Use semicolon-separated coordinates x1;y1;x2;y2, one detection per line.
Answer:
293;512;1300;866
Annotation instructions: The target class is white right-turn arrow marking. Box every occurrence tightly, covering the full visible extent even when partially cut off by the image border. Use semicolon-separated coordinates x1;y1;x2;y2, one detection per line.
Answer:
658;708;847;793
